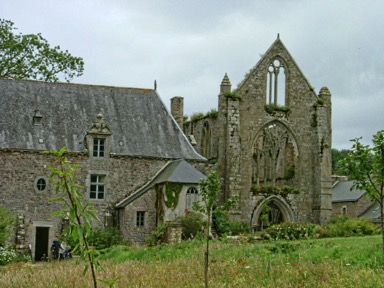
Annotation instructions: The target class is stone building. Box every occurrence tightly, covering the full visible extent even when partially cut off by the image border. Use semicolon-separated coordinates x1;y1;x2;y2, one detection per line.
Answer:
176;36;332;229
1;36;332;259
0;78;206;259
332;179;380;220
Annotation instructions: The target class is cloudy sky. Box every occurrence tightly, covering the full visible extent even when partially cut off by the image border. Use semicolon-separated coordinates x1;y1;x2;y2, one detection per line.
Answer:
1;0;383;150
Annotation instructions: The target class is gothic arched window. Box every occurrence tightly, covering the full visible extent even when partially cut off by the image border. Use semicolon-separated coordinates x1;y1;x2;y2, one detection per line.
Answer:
266;59;286;106
186;186;199;210
201;122;211;158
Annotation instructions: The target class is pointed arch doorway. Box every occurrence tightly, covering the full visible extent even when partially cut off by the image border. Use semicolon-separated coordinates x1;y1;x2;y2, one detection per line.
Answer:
252;195;294;231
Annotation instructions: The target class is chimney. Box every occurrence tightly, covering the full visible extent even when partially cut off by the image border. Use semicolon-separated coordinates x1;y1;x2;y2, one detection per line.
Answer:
170;96;184;128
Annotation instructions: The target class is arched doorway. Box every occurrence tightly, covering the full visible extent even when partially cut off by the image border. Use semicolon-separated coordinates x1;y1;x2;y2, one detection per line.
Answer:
252;195;294;231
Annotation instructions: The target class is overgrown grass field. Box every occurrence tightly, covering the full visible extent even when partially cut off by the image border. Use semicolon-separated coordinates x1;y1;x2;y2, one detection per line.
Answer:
1;235;384;287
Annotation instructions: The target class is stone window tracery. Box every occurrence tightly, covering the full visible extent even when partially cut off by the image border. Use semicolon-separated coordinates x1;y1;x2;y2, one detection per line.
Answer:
253;122;297;186
266;59;286;106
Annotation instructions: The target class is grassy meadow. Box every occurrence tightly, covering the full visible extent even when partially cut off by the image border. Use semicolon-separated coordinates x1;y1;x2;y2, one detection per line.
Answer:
1;235;384;287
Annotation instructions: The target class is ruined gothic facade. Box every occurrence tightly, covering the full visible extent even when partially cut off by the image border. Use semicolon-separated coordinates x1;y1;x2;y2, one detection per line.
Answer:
174;37;332;228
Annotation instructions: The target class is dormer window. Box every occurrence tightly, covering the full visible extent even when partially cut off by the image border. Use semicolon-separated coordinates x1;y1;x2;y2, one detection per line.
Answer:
93;138;105;157
86;113;112;159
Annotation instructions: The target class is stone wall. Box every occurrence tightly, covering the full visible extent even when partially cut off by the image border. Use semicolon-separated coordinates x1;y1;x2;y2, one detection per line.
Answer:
332;195;373;218
0;149;168;254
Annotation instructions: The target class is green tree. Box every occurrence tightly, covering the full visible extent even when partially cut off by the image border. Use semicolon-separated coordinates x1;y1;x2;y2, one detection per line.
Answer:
0;205;16;246
0;18;84;82
341;130;384;256
193;172;237;288
47;147;101;288
332;148;351;176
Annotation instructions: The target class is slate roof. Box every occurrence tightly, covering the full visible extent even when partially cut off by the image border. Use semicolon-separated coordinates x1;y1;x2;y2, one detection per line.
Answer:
0;79;204;160
332;181;366;203
116;159;206;208
359;201;380;219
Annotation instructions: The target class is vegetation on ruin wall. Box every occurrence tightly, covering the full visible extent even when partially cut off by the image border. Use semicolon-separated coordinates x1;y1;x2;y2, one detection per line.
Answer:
251;184;299;197
264;103;290;114
224;92;242;101
164;182;183;209
1;236;384;287
184;109;219;126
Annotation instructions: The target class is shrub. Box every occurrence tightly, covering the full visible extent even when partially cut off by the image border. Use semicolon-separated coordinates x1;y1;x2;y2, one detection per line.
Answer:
206;109;219;119
146;223;167;247
212;209;230;235
0;246;17;266
228;220;251;235
88;227;123;250
0;205;16;246
190;112;205;123
180;211;204;240
224;92;242;101
261;222;320;241
212;209;251;236
321;215;380;238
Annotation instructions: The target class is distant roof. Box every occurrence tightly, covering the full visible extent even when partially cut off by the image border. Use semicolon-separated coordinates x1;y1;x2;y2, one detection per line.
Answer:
116;159;206;208
359;201;380;219
0;79;204;160
332;181;366;202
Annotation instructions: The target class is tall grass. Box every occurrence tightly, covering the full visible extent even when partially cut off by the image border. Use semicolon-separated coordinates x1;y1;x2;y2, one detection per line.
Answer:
1;236;384;287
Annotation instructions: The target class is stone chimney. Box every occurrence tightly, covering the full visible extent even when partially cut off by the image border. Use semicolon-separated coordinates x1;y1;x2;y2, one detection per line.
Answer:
170;96;184;128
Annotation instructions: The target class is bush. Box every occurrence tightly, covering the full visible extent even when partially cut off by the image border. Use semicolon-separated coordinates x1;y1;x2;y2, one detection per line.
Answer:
261;222;320;241
0;205;16;246
321;215;380;237
0;246;17;266
88;227;123;250
180;211;204;240
212;209;230;235
146;223;167;247
228;220;251;235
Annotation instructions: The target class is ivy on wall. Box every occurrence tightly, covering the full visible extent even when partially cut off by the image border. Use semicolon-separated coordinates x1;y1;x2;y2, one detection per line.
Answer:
164;182;183;209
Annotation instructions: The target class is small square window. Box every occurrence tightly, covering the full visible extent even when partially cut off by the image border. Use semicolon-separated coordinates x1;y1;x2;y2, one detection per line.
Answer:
90;175;105;200
136;211;145;227
93;138;105;157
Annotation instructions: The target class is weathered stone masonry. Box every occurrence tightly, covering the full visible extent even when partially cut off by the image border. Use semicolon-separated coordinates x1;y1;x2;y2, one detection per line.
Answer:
178;36;332;227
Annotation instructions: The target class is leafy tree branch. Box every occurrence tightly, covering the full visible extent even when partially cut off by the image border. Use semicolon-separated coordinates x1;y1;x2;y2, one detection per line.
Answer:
0;18;84;82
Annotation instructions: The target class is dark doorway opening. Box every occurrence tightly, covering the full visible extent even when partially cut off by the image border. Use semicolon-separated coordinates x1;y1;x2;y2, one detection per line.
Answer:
35;226;49;261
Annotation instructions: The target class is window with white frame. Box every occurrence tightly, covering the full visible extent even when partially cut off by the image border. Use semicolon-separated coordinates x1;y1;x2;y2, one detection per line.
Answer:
93;138;105;157
90;175;106;200
186;186;199;210
34;176;48;193
136;211;145;227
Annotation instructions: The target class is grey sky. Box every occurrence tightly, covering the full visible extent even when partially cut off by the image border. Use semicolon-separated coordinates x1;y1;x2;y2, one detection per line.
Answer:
1;0;383;150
